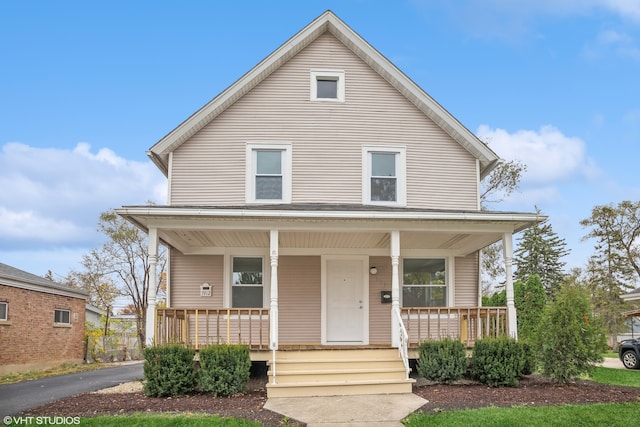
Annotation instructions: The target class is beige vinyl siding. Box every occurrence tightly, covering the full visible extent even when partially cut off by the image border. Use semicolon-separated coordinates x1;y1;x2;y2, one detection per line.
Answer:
454;252;480;306
170;32;478;210
368;256;392;344
278;256;321;344
169;250;224;308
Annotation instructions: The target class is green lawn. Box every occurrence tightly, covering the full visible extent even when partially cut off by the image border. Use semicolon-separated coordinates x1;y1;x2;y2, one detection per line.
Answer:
79;414;262;426
589;366;640;387
402;403;640;427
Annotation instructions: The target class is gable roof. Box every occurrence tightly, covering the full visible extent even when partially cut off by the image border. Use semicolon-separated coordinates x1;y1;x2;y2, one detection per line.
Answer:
148;10;500;178
0;262;88;299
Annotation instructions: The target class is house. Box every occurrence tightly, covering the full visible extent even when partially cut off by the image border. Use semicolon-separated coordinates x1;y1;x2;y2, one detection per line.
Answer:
621;287;640;341
0;263;88;374
116;11;541;396
85;303;107;329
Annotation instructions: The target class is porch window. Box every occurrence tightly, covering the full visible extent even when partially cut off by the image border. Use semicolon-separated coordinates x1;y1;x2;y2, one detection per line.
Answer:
0;302;7;321
232;257;264;308
362;146;406;206
402;258;446;307
246;143;292;203
54;308;71;324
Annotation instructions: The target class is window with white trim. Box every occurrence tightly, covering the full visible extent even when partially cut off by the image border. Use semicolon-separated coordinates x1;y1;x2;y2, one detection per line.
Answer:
0;302;7;321
402;258;447;307
362;146;406;205
232;257;264;308
310;70;345;102
246;143;292;203
54;308;71;324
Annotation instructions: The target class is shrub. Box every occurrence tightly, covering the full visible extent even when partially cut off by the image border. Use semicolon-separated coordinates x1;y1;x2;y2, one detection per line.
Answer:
534;282;606;383
416;338;467;384
520;341;536;375
198;344;251;396
143;344;196;397
471;337;524;387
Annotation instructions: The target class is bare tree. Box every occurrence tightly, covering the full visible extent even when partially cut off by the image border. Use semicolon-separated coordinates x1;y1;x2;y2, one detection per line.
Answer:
95;210;166;348
480;159;527;294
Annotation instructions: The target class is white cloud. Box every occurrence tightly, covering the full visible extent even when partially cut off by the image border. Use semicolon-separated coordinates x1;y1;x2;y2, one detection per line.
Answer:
601;0;640;23
414;0;640;41
0;142;167;250
477;125;599;184
583;29;640;60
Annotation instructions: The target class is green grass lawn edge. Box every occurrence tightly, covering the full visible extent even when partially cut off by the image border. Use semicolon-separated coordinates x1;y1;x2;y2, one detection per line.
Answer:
402;402;640;427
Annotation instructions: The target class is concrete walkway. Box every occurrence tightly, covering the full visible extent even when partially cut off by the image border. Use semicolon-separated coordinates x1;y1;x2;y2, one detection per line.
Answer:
264;393;427;426
599;357;624;369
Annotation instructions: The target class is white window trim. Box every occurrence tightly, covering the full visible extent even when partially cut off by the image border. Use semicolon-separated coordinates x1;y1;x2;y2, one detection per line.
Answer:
224;252;271;309
362;145;406;206
54;308;71;325
310;69;345;102
0;301;7;321
245;142;292;204
400;257;449;308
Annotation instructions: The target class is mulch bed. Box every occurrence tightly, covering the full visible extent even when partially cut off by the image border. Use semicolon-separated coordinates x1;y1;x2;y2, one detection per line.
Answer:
21;375;640;426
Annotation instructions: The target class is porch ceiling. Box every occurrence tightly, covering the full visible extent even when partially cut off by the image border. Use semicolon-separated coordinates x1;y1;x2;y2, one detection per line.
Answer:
117;205;544;257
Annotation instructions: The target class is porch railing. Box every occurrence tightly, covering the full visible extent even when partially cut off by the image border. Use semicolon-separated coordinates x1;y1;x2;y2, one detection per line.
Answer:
155;308;270;350
400;306;508;348
392;306;410;379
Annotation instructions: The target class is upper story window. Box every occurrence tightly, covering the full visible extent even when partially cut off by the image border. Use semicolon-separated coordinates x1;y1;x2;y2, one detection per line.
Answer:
232;256;264;308
0;302;7;321
310;70;345;102
54;308;71;325
362;146;406;206
402;258;447;307
246;143;292;203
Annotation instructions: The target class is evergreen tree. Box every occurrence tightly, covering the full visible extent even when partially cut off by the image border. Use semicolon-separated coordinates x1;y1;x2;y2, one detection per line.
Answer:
515;274;546;341
534;281;606;383
514;210;569;297
483;275;545;342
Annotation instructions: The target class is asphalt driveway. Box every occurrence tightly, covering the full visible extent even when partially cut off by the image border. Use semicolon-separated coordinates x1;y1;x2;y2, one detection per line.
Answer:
0;361;143;417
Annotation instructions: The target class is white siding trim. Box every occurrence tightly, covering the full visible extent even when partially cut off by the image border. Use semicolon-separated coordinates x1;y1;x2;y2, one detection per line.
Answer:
168;152;174;205
310;69;345;102
362;145;407;206
245;142;292;204
225;249;271;308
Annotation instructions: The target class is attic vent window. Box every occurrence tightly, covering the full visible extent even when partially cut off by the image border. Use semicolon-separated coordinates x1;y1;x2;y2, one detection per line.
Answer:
310;70;345;102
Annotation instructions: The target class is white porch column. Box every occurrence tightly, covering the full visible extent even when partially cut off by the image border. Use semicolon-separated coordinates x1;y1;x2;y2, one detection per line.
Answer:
269;229;279;350
502;232;518;340
391;230;401;347
145;227;159;347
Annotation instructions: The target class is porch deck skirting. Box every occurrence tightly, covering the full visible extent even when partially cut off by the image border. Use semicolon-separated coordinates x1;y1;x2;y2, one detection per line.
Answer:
154;306;508;351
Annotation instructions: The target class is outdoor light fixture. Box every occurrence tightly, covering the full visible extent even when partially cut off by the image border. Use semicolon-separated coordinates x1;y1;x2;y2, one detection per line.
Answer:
369;267;377;275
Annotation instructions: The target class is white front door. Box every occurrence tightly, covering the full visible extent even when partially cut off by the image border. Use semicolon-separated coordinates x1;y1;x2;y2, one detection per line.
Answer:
324;257;368;344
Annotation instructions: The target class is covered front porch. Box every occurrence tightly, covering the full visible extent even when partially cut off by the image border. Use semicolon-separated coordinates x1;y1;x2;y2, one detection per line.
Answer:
117;205;540;396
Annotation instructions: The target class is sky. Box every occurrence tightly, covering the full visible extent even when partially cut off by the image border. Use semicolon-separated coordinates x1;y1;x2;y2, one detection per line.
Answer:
1;0;639;282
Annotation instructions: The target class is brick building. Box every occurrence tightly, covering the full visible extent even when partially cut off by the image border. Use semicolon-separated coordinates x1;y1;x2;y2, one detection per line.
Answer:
0;263;88;374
